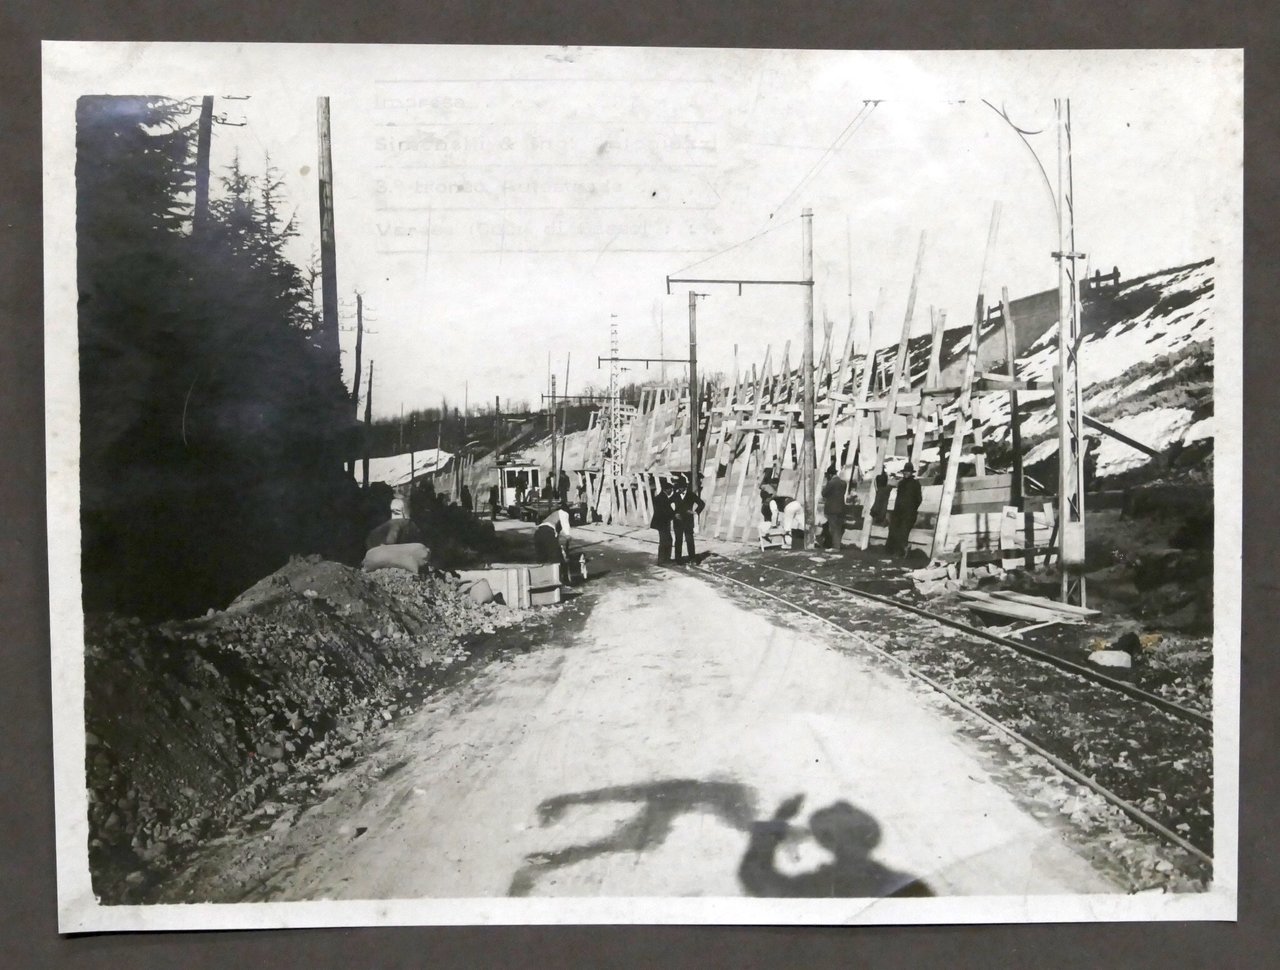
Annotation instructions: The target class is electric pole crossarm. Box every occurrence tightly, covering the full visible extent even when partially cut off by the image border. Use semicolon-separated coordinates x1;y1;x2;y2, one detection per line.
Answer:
597;356;691;367
666;276;814;295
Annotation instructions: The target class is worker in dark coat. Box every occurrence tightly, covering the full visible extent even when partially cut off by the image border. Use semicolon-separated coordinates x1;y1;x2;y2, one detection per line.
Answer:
870;468;892;525
671;478;707;564
488;483;500;521
365;497;425;550
533;504;572;564
650;479;676;563
885;462;923;556
460;484;473;513
821;466;849;551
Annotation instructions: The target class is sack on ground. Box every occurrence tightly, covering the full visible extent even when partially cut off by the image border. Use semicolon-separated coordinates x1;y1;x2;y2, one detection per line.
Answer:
362;542;430;574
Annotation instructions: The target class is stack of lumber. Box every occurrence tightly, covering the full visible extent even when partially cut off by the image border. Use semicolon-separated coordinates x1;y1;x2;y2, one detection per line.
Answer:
957;589;1099;628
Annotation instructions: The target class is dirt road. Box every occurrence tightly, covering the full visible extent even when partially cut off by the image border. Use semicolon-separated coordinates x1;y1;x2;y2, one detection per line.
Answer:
165;528;1120;902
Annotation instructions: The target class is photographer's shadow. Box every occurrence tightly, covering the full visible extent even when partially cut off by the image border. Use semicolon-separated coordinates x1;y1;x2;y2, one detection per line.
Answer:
738;795;933;899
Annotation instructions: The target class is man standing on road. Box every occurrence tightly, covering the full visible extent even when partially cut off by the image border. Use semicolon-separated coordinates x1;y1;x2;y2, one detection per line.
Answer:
821;466;848;551
533;502;572;564
671;478;706;564
885;462;923;556
650;479;675;563
488;483;500;521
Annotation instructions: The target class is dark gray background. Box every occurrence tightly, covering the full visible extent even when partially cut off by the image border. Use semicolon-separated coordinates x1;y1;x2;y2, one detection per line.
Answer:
2;3;1274;966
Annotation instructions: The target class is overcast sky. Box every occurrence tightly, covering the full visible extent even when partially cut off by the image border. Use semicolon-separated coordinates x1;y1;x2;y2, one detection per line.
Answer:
49;45;1241;420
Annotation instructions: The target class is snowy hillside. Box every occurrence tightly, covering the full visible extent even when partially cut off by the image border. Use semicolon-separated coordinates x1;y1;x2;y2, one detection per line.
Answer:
977;259;1215;480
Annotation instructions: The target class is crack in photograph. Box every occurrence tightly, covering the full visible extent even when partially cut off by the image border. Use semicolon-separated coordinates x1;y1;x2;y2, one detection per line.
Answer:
42;43;1241;930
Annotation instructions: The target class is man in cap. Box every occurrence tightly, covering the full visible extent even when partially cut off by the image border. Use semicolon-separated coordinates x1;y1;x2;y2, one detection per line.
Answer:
649;478;676;563
671;477;707;564
885;462;923;556
533;501;573;564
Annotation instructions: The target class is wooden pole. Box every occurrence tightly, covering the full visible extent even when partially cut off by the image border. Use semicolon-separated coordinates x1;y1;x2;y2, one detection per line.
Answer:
688;291;700;492
550;373;558;497
352;292;364;414
193;96;214;235
999;285;1034;569
316;98;341;378
857;234;926;551
560;355;571;493
362;360;373;489
800;208;816;547
927;306;946;389
931;204;1002;560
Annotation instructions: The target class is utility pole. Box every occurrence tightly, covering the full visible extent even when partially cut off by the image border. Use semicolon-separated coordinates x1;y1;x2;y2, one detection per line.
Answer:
800;207;816;547
549;373;558;496
351;292;364;416
560;355;571;495
494;394;502;463
659;303;666;385
665;215;815;536
688;292;705;492
316;97;341;380
362;360;373;489
193;96;214;235
607;315;621;521
1054;98;1087;605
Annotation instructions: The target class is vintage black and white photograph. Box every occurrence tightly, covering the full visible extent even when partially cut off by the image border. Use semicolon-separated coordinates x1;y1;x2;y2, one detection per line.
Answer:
43;43;1241;930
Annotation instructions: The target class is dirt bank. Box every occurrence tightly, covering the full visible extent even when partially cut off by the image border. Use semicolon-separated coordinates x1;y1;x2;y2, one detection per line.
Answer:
84;555;534;903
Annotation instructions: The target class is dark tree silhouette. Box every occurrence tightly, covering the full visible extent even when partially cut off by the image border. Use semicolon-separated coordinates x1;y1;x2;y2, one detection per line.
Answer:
77;95;360;619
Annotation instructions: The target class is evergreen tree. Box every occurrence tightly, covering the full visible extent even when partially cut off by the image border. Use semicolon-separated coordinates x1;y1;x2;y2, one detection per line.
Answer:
77;95;360;619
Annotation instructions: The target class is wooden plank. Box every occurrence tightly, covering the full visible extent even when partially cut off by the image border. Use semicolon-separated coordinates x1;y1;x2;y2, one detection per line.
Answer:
930;203;1001;560
958;590;1082;624
926;306;946;389
721;351;771;540
696;381;731;530
704;360;742;531
711;361;758;534
859;235;926;551
987;589;1101;617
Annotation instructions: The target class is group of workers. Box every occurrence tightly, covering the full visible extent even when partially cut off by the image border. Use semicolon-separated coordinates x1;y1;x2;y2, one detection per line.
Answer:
526;459;927;569
649;477;707;565
757;461;924;557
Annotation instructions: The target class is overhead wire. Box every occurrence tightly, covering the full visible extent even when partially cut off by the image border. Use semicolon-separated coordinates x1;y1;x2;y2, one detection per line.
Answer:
768;99;880;220
667;101;881;281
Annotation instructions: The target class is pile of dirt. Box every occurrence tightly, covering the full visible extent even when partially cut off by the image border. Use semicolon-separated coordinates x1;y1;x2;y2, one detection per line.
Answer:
83;556;525;902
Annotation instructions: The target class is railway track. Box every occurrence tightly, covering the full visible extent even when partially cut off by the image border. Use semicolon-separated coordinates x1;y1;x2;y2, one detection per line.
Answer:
579;526;1214;873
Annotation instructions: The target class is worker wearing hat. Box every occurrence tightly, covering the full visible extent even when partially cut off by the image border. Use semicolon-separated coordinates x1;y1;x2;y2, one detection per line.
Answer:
884;461;923;557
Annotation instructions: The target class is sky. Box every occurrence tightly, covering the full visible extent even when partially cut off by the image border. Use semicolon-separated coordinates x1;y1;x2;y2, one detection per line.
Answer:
51;45;1242;420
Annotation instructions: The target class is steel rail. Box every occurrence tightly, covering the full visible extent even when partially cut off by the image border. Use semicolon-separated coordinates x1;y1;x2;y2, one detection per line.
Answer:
571;525;1208;726
738;560;1211;729
707;567;1214;869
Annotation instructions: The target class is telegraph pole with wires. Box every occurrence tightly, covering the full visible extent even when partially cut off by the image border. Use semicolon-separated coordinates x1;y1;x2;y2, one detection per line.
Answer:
1054;98;1087;605
316;97;342;383
607;314;622;504
666;213;817;545
800;208;817;546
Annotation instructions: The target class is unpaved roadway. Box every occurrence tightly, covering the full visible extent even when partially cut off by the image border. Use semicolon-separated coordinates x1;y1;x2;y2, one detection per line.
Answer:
166;525;1121;902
